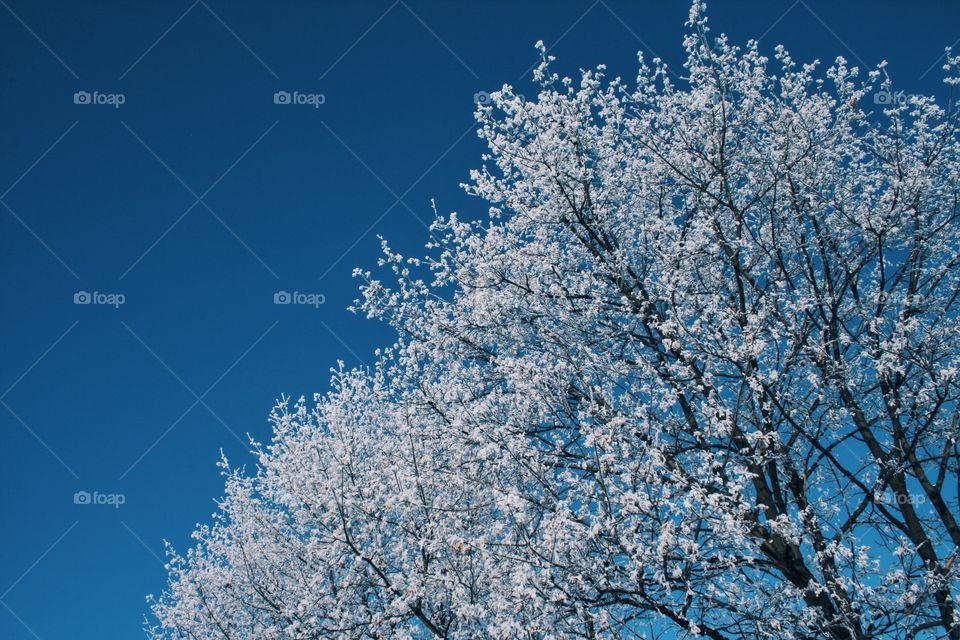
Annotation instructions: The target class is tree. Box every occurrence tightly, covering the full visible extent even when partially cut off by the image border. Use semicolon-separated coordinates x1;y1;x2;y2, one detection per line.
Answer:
149;4;960;638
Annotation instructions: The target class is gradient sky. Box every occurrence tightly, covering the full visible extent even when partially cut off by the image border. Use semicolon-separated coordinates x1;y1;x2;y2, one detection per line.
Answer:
2;1;959;638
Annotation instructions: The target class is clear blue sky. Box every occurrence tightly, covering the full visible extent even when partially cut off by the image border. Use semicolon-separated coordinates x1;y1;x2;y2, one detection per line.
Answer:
1;1;958;638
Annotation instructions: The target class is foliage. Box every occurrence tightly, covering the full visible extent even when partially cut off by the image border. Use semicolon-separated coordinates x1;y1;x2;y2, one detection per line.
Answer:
149;4;960;638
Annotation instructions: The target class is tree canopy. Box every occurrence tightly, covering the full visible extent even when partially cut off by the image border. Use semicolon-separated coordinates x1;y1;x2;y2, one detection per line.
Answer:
150;4;960;638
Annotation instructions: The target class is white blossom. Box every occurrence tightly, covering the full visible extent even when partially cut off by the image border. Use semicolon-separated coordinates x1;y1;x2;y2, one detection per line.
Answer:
149;4;960;639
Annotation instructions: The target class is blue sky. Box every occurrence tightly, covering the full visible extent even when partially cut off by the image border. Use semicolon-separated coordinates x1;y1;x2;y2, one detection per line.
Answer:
1;1;959;638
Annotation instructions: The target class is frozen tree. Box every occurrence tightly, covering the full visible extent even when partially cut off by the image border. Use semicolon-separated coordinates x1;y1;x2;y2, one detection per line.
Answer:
149;4;960;639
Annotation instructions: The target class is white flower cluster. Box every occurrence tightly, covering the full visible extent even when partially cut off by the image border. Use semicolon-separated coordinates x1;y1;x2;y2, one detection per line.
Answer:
149;3;960;638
